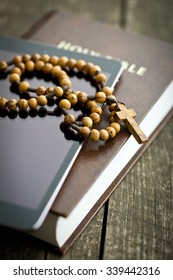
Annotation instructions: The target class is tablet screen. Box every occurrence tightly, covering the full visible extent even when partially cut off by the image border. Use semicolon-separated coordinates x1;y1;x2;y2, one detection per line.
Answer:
0;37;123;230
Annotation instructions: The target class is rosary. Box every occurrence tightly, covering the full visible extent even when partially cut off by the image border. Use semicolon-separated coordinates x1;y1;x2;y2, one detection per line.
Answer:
0;53;148;144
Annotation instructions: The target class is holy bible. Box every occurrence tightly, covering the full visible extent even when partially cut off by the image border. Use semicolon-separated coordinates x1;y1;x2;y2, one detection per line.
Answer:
2;10;173;253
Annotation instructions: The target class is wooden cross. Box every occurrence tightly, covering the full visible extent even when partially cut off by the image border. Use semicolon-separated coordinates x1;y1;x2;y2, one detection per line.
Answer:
114;103;148;144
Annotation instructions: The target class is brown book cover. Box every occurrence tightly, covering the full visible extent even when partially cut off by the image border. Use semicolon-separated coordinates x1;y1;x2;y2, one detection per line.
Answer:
23;10;173;252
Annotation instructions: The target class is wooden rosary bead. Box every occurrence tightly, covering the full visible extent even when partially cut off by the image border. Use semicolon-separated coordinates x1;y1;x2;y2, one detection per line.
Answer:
37;95;48;106
67;93;78;105
78;91;88;104
31;53;41;62
13;55;22;65
80;126;90;138
102;86;113;96
86;100;98;110
66;58;77;70
89;129;100;141
53;86;64;98
42;63;53;74
95;73;107;84
35;60;45;72
18;99;28;110
28;98;38;109
106;95;116;105
49;55;59;66
110;122;121;133
36;86;46;96
99;129;109;141
25;60;35;72
51;65;62;77
64;114;76;125
0;97;8;109
83;62;94;74
90;112;100;123
90;65;101;76
59;99;71;110
0;60;8;71
60;78;72;89
82;116;93;128
95;91;106;103
41;54;50;63
22;54;31;63
46;87;54;95
91;105;102;115
9;73;20;83
7;99;17;110
11;67;22;76
19;81;30;93
106;126;116;138
109;103;117;112
58;56;68;68
76;59;86;71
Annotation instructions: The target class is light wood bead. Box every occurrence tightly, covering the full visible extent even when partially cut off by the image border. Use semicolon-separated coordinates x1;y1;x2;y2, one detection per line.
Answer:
28;98;38;109
31;53;41;62
41;54;50;63
83;62;94;74
49;55;59;65
109;103;117;112
36;86;46;96
80;126;90;138
67;93;78;105
16;62;25;72
109;115;116;123
22;54;31;63
90;65;101;76
13;55;22;65
95;73;107;83
99;129;109;141
18;99;28;110
19;81;30;93
82;116;93;128
35;60;45;71
58;70;68;81
76;59;86;71
91;105;102;115
0;60;8;71
64;114;76;124
42;63;53;74
90;112;100;123
9;73;20;83
58;56;68;68
89;129;100;141
37;95;48;106
102;86;113;96
78;91;88;104
51;65;62;77
67;58;76;70
11;67;22;76
95;91;106;103
106;95;116;104
110;122;121;133
59;99;71;110
7;99;17;110
46;87;54;95
106;126;116;138
86;100;98;110
0;98;8;109
53;86;64;98
60;78;72;88
25;60;35;72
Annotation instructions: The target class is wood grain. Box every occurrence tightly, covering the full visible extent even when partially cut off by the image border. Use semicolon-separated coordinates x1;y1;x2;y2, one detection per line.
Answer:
0;0;172;260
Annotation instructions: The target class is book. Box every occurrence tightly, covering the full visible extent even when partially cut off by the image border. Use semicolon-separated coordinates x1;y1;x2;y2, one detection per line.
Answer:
3;10;173;253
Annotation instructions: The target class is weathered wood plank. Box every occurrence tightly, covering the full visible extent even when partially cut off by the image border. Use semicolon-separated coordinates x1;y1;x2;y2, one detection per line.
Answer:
126;0;173;43
103;119;173;259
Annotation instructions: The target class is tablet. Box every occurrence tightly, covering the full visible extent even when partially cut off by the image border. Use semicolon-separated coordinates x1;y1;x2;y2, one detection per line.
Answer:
0;36;123;231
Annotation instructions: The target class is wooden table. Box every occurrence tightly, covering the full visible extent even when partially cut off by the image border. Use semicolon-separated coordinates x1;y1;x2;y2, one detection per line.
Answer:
0;0;173;260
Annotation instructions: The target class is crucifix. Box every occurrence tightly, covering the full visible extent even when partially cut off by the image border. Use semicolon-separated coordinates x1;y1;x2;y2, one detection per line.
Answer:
114;103;148;144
